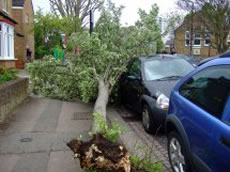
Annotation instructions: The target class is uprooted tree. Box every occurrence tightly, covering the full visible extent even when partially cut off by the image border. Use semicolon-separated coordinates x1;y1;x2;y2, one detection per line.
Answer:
177;0;230;54
70;1;177;132
28;1;179;132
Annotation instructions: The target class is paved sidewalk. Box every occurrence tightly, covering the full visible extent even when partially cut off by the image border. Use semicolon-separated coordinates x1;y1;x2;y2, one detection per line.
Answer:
0;96;93;172
0;96;171;172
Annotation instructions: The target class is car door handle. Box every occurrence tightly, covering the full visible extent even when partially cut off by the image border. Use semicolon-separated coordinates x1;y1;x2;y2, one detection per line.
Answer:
220;136;230;148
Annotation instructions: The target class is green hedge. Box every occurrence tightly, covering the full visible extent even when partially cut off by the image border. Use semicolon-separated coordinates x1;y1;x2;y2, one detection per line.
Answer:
0;68;18;85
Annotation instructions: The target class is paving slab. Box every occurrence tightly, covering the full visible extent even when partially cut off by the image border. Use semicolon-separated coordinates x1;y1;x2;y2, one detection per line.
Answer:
33;99;63;132
47;151;84;172
12;152;49;172
0;154;19;172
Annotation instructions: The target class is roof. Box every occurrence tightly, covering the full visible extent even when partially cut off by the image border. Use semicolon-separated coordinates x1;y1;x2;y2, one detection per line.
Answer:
12;0;25;7
198;51;230;66
199;57;230;69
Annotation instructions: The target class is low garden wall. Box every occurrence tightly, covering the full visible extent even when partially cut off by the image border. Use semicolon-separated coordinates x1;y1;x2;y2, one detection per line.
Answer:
0;78;28;123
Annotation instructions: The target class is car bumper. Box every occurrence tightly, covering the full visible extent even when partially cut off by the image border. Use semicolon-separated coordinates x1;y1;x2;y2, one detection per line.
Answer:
150;105;168;127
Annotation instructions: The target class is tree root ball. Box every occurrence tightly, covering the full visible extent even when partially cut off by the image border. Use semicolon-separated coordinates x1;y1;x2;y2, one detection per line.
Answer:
67;133;131;172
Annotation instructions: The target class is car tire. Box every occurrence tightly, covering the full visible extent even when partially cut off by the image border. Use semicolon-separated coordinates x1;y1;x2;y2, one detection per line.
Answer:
142;104;156;134
168;131;192;172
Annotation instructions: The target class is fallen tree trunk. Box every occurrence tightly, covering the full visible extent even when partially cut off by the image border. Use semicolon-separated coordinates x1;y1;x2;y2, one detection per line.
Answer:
67;133;131;172
92;79;110;132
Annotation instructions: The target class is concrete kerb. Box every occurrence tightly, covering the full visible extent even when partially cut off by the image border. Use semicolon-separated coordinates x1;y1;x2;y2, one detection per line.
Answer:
107;108;157;159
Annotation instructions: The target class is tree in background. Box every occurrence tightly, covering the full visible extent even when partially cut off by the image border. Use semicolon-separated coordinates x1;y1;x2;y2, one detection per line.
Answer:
49;0;104;26
34;10;81;59
177;0;230;54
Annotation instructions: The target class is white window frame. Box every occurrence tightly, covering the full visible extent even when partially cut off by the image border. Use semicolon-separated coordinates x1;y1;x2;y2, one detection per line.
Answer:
193;33;202;47
0;22;14;60
185;31;190;47
2;0;8;12
204;31;211;47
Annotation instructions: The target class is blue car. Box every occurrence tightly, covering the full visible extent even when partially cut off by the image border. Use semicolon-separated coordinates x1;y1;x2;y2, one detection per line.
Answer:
165;57;230;172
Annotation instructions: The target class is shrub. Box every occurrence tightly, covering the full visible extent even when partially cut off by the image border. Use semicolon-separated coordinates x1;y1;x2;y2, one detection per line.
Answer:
130;154;164;172
0;68;18;85
26;55;79;101
93;113;122;143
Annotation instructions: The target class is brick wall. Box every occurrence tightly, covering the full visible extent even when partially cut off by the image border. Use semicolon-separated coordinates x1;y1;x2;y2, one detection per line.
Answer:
12;9;25;62
12;0;34;64
23;0;34;61
0;60;16;68
0;78;28;123
0;0;13;18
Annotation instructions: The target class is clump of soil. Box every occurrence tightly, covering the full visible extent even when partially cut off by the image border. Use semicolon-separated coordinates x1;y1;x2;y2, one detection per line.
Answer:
67;133;131;172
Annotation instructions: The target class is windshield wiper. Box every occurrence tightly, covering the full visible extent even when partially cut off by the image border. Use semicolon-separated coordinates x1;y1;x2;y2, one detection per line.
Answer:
156;75;182;81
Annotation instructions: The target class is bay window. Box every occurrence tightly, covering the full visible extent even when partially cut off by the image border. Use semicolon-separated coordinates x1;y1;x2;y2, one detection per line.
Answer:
0;23;14;60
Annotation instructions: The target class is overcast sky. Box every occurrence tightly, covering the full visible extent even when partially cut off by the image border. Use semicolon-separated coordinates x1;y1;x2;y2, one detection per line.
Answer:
32;0;178;25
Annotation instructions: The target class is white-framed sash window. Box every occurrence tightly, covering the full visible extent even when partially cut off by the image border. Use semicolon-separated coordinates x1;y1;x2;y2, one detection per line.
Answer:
0;22;14;60
204;31;211;46
185;31;190;46
193;33;202;47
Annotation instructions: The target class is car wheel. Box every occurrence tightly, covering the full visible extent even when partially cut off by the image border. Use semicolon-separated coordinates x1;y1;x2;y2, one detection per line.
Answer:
142;104;155;134
168;131;191;172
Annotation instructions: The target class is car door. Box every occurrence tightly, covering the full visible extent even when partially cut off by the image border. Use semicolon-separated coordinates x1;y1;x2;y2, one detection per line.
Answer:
178;65;230;171
120;59;142;111
206;66;230;172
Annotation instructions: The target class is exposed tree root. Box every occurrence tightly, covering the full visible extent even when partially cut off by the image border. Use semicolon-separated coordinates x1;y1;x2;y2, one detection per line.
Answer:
67;133;131;172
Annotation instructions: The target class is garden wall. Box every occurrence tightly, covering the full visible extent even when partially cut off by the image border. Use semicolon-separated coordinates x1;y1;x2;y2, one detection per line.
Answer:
0;78;28;123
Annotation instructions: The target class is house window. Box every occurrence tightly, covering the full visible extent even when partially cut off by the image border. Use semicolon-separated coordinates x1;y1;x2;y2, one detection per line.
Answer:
0;23;14;60
204;31;210;46
193;33;201;46
2;0;8;12
185;31;190;46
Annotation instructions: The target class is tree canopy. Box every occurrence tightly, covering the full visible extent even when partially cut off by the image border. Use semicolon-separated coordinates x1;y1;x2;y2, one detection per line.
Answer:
69;2;164;123
34;10;81;59
29;1;177;131
49;0;104;26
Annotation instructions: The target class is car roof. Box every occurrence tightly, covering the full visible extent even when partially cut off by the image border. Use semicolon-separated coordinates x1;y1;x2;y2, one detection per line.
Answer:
139;54;183;62
198;51;230;66
199;57;230;69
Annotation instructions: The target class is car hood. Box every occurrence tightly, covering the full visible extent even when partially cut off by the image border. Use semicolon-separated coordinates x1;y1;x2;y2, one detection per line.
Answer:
144;80;179;98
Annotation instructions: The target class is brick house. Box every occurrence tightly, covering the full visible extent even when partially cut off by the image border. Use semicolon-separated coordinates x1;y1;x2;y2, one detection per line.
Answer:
174;13;230;58
0;0;34;68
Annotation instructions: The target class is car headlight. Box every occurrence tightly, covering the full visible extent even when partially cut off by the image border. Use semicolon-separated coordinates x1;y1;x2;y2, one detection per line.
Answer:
156;93;169;110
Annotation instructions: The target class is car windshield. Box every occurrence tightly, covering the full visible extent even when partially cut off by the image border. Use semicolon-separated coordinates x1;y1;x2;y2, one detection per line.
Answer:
144;58;194;81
